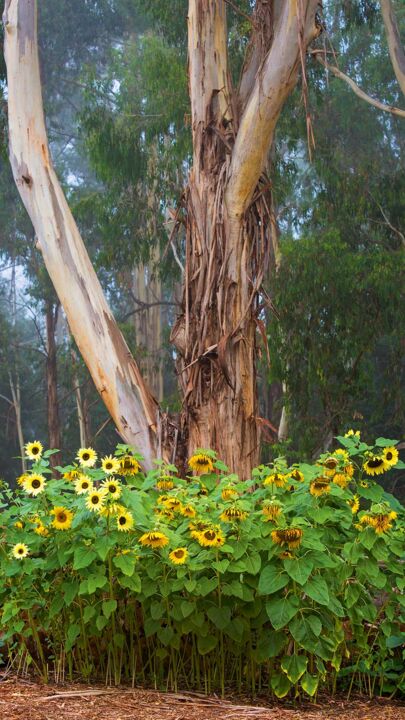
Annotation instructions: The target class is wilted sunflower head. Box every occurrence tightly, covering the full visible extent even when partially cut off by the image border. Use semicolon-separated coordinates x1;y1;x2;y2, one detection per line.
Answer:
263;472;287;488
139;531;169;549
271;527;303;550
289;469;304;483
347;495;360;514
181;504;196;518
119;455;140;476
309;477;331;497
221;486;239;501
219;506;247;523
333;473;350;489
25;441;43;461
262;501;283;522
188;452;215;475
156;473;175;491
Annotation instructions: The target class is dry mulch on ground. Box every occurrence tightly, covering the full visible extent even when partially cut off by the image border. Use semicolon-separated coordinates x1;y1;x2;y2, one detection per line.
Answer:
0;677;404;720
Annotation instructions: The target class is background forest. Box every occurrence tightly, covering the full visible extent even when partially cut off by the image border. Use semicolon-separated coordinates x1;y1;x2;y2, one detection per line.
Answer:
0;0;403;491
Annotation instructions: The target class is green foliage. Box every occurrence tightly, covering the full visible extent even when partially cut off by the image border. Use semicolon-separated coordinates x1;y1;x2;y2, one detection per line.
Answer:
0;435;403;697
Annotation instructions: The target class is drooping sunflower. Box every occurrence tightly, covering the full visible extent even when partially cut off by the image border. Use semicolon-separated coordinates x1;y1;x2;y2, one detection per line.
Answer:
63;468;82;482
77;447;97;468
188;452;214;475
333;473;350;489
221;486;239;501
189;521;209;541
156;474;175;491
50;506;74;531
334;448;350;464
347;495;360;514
169;547;189;565
139;531;169;549
262;501;283;522
263;472;287;488
12;543;29;560
119;455;140;476
322;457;339;478
271;527;303;550
309;477;331;497
344;429;360;438
17;473;28;486
14;520;23;529
157;494;169;505
155;507;175;520
219;506;247;522
344;463;355;478
116;509;134;532
22;473;46;496
289;469;304;483
196;527;225;548
363;455;387;476
382;447;399;468
101;478;122;500
181;504;196;518
34;521;49;537
85;490;107;513
74;475;93;495
163;497;182;512
360;511;397;534
101;455;121;475
24;441;43;461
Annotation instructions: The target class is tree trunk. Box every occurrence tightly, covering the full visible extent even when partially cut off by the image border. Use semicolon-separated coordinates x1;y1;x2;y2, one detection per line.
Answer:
3;0;159;469
380;0;405;97
9;372;26;473
71;348;88;448
45;300;61;464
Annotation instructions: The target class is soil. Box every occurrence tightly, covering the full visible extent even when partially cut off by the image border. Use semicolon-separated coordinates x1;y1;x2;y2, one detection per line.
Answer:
0;677;404;720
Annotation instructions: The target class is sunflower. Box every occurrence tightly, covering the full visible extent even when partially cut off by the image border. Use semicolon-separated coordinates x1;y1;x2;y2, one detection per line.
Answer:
334;448;350;464
347;495;360;514
155;508;175;520
14;520;23;529
85;490;107;512
101;478;122;500
363;456;387;476
24;441;43;461
17;473;28;486
63;468;82;482
50;506;74;531
359;480;369;488
119;455;140;476
262;501;283;522
163;497;182;512
188;452;214;475
344;429;360;438
139;531;169;549
189;521;209;541
279;551;294;560
181;504;196;518
198;483;208;496
382;447;399;468
12;543;29;560
221;486;239;501
323;457;339;477
34;522;49;537
263;472;287;488
77;447;97;468
157;494;169;505
344;463;355;478
333;473;350;489
100;502;125;518
116;509;134;532
196;527;225;548
360;511;397;534
22;473;46;496
271;527;303;550
169;547;189;565
156;474;175;491
219;506;247;522
74;475;93;495
101;455;121;475
289;469;304;483
309;477;331;497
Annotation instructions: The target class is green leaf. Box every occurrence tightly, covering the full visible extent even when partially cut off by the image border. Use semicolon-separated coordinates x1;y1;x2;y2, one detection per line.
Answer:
197;634;218;655
49;595;64;619
195;576;218;597
73;547;97;570
258;565;289;595
118;573;141;592
62;580;80;606
271;672;292;698
207;606;231;630
281;654;308;683
301;672;319;697
266;594;300;630
93;536;115;561
83;605;95;623
283;556;313;585
66;624;80;651
303;577;330;606
113;553;136;576
375;438;398;447
180;600;195;618
253;630;286;661
96;615;109;632
87;573;108;594
159;626;174;646
345;583;361;608
102;599;117;619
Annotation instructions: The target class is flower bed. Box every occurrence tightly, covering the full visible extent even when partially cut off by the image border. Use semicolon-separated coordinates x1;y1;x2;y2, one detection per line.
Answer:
0;434;404;699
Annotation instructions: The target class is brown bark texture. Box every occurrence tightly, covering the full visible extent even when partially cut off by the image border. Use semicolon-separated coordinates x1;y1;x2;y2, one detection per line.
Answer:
45;301;61;466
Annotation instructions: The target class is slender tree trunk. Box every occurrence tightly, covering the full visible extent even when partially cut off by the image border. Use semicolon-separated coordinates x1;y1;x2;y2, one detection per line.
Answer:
45;300;61;464
71;348;88;448
9;372;26;473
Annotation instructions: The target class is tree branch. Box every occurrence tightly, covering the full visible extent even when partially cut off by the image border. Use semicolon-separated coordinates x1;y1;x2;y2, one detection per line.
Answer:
226;0;319;219
312;51;405;118
380;0;405;97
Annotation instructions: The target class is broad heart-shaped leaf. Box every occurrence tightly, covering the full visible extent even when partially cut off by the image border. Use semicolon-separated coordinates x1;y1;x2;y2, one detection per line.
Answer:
73;546;97;571
289;613;321;649
207;605;231;630
303;577;330;606
258;565;289;595
301;672;319;697
375;437;398;447
113;553;136;577
281;654;308;683
102;599;117;619
253;629;286;662
228;552;261;575
271;672;292;698
283;556;313;585
197;634;218;655
118;573;141;593
266;594;300;630
87;573;108;594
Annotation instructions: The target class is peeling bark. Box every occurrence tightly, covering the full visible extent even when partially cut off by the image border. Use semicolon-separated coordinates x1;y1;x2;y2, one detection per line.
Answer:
3;0;159;468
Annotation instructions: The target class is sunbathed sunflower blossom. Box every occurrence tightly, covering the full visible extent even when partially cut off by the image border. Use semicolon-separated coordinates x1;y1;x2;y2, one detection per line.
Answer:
169;547;189;565
77;447;97;468
51;506;74;530
24;441;43;461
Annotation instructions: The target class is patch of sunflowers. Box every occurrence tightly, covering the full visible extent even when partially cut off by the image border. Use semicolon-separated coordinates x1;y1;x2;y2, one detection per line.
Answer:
0;435;403;698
